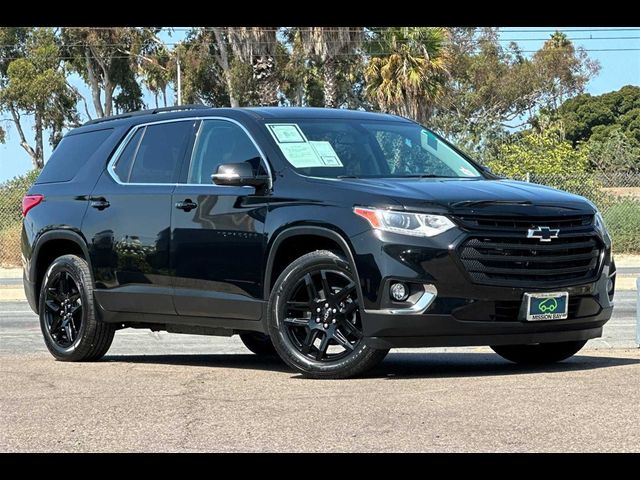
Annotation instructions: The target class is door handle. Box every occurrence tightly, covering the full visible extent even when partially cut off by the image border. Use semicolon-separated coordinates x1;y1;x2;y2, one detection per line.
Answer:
90;198;110;210
175;199;198;212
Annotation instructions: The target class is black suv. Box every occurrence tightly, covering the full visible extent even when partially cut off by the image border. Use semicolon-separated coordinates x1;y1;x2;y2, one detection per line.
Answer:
21;106;616;378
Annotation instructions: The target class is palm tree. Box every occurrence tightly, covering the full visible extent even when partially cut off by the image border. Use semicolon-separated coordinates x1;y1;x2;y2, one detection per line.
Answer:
364;27;447;123
299;27;364;108
228;27;280;106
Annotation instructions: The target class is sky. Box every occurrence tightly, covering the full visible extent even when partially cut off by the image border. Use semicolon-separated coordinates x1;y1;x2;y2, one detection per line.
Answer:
1;27;639;182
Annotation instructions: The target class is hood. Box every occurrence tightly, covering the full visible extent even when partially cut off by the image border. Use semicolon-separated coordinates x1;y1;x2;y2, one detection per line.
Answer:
327;177;596;216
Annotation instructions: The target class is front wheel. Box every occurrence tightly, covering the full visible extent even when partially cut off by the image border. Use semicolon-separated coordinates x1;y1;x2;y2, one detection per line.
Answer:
268;250;388;379
491;340;587;365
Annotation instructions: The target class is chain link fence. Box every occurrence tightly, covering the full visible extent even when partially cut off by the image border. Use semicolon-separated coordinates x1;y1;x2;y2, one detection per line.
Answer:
1;172;639;268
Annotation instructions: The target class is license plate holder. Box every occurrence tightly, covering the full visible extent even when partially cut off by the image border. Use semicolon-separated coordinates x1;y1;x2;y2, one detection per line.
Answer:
523;292;569;321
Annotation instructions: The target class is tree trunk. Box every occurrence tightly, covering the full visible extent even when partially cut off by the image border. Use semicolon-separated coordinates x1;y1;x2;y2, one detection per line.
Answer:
253;55;278;106
162;88;167;107
84;49;104;118
323;57;339;108
33;111;44;169
9;105;40;169
211;27;239;108
104;78;114;117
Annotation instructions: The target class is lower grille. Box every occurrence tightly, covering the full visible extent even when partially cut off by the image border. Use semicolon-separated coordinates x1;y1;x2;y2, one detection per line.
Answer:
494;296;582;322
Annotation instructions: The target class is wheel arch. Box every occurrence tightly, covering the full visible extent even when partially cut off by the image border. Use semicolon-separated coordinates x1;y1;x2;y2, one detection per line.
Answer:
264;226;363;301
30;230;93;311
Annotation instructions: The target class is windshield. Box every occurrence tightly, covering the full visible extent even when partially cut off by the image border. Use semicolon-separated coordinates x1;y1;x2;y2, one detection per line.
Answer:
264;119;482;179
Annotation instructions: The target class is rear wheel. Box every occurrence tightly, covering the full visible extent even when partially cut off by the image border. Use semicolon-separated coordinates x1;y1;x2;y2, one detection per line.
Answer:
491;340;587;365
268;250;388;379
239;332;277;356
39;254;115;361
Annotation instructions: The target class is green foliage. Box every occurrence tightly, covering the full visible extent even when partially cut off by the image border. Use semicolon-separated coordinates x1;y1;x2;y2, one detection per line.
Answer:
602;199;640;253
488;126;590;177
0;28;78;168
0;169;40;230
364;27;446;123
431;28;599;156
587;128;640;174
559;85;640;147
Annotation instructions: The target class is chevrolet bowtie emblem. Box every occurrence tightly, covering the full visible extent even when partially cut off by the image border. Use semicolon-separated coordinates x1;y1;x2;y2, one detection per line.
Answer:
527;226;560;242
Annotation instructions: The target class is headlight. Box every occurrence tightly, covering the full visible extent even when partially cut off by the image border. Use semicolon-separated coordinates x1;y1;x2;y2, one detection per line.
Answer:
594;211;609;237
354;207;456;237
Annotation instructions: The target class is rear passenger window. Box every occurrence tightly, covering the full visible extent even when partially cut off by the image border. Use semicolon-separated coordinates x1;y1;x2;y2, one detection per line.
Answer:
112;121;194;184
37;128;113;184
113;128;143;182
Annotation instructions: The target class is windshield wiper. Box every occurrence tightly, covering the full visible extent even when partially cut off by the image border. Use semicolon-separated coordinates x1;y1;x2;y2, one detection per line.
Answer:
337;175;361;179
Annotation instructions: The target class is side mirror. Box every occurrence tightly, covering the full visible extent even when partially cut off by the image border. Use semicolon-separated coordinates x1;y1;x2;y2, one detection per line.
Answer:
211;160;270;188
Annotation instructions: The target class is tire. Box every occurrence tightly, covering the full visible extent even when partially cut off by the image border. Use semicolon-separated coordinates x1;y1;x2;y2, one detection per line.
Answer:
239;332;278;356
267;250;388;379
491;340;587;365
39;254;115;361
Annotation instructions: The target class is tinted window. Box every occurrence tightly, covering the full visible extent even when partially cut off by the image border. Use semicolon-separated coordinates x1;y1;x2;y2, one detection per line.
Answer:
112;128;143;183
117;121;193;184
37;128;113;184
188;120;261;184
265;120;481;179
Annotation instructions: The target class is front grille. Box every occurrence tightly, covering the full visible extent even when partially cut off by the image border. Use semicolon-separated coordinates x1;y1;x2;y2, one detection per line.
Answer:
455;214;602;287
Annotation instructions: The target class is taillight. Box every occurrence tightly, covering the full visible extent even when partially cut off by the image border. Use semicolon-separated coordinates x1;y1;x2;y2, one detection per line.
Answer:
22;194;44;217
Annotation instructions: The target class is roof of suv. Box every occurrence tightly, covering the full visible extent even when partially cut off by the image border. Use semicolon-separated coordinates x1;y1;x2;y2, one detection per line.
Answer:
77;106;411;134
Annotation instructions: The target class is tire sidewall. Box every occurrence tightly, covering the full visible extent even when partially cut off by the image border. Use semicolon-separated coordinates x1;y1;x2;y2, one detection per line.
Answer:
268;251;375;376
39;256;91;358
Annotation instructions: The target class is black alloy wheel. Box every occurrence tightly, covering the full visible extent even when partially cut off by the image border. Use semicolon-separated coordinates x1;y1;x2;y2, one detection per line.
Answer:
282;268;363;362
43;270;83;348
39;254;115;361
268;250;389;379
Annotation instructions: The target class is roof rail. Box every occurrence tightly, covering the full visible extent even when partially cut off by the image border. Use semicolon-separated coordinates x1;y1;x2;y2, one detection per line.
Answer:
82;104;211;126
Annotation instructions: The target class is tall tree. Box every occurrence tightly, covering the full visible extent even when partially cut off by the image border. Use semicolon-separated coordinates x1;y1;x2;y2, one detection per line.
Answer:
299;27;364;108
228;27;280;106
0;28;78;168
61;27;157;117
431;28;599;156
139;43;171;108
364;27;447;123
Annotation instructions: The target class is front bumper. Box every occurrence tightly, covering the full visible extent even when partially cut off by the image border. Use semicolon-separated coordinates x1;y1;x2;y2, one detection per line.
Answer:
351;227;615;348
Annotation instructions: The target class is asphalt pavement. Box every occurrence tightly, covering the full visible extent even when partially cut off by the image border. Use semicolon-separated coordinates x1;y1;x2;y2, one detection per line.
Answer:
1;279;638;452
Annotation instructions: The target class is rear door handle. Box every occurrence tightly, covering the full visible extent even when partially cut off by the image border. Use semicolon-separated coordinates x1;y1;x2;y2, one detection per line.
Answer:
175;199;198;212
90;198;110;210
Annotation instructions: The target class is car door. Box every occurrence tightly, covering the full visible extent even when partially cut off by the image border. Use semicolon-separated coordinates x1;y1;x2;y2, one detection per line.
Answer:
171;118;270;321
84;119;198;315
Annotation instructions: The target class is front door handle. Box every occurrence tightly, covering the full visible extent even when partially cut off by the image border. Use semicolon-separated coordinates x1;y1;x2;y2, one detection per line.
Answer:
90;198;110;210
175;199;198;212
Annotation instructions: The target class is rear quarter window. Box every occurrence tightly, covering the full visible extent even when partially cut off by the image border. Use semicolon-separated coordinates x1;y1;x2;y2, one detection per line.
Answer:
36;128;114;184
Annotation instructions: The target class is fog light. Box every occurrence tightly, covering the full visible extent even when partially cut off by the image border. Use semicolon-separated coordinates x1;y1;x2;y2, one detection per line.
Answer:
607;277;614;293
390;282;409;301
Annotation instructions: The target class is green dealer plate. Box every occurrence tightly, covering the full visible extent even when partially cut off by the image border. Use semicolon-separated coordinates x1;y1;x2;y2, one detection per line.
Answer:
524;292;569;321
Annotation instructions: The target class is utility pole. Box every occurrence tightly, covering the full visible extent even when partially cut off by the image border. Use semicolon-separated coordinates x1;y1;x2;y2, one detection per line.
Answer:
176;53;182;106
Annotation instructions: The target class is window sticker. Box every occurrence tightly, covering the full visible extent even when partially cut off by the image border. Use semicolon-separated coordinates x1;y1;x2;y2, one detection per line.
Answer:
267;124;306;143
278;143;326;168
266;124;343;168
309;141;344;167
421;129;438;151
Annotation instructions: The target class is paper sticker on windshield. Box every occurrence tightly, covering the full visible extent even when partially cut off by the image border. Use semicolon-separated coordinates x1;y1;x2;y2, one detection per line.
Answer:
421;129;438;151
267;124;306;143
310;141;344;167
277;143;328;168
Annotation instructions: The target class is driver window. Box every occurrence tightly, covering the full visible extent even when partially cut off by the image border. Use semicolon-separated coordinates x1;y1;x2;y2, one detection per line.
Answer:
188;120;262;184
